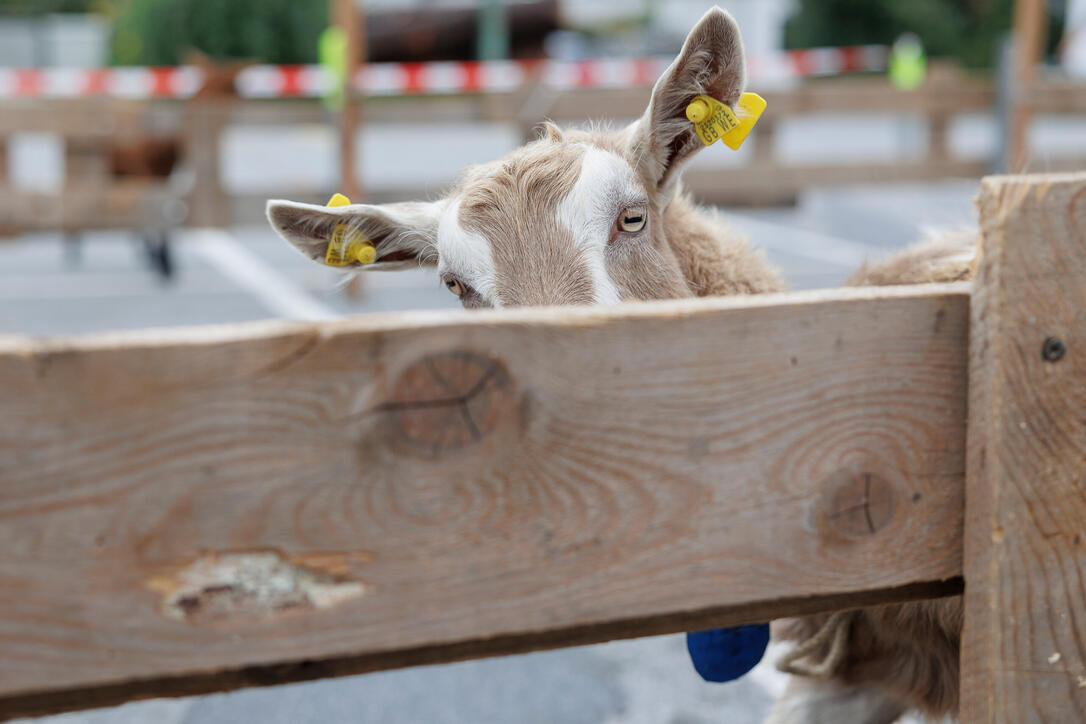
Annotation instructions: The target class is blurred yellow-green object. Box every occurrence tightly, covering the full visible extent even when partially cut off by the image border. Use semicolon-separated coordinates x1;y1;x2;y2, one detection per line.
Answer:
319;24;347;111
889;34;927;90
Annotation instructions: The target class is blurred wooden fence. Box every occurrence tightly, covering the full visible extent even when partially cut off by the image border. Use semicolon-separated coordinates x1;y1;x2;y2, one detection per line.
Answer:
1;69;1085;234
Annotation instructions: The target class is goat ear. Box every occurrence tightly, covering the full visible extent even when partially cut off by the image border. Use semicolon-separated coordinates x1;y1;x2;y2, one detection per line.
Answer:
627;6;746;197
266;198;443;269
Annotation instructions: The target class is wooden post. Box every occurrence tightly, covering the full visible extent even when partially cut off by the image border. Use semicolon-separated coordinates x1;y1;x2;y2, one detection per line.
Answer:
1007;0;1047;171
752;120;776;164
925;62;957;164
335;0;363;201
961;172;1086;721
64;139;109;188
0;137;10;236
185;103;229;227
927;112;950;163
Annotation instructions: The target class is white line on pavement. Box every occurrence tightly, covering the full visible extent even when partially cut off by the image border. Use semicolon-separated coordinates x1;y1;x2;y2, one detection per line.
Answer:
184;228;340;321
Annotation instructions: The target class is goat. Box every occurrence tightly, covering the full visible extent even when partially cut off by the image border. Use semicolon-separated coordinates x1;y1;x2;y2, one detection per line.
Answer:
267;7;974;722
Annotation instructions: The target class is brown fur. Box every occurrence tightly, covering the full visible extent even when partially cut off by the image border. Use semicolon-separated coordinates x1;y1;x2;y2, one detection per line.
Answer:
769;675;910;724
544;123;783;301
447;125;781;305
625;8;746;198
848;230;976;287
774;598;965;719
662;192;784;295
457;141;595;306
562;127;705;302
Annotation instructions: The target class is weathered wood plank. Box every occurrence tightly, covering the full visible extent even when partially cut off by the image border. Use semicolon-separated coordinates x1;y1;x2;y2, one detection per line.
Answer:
184;103;230;228
0;100;161;138
1028;82;1086;113
0;285;968;718
961;172;1086;721
0;184;178;232
681;159;990;206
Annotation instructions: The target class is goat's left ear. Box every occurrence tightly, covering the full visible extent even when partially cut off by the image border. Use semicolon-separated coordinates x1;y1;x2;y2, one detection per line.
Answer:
266;198;444;269
627;6;746;197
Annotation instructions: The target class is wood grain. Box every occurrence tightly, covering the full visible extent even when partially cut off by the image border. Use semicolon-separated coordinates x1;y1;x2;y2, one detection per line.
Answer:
0;285;969;718
961;172;1086;722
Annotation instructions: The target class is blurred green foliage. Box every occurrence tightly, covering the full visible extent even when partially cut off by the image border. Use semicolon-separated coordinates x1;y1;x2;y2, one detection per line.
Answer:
110;0;328;65
785;0;1065;68
0;0;328;64
0;0;104;12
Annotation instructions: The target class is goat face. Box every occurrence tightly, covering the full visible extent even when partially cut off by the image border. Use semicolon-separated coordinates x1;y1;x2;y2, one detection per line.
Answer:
267;6;747;308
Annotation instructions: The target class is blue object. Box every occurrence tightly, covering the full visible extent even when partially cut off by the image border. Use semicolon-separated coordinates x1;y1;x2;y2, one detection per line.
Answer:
686;623;770;682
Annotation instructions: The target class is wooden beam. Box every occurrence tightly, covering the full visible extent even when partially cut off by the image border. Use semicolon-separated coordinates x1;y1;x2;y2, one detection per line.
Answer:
0;99;155;138
184;102;229;227
682;159;990;206
1008;0;1048;171
961;171;1086;721
153;73;997;130
335;0;363;201
0;285;968;718
0;184;178;232
537;76;994;124
1026;81;1086;113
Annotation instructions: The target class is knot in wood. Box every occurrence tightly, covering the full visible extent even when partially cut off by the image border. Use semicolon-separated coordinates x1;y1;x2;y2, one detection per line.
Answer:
381;350;514;458
823;470;896;538
1042;336;1066;362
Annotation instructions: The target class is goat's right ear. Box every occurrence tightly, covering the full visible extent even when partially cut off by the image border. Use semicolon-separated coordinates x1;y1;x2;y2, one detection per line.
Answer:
266;198;444;269
627;6;746;198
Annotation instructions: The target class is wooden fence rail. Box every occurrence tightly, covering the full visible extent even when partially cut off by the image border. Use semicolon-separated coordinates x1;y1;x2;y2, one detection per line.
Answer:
3;71;1085;234
0;172;1084;722
0;284;968;718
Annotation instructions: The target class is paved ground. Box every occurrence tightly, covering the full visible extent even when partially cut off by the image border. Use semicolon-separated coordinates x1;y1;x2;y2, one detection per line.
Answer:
1;179;976;724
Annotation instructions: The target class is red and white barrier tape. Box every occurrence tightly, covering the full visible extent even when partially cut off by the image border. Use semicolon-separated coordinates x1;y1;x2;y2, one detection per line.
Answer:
0;46;887;100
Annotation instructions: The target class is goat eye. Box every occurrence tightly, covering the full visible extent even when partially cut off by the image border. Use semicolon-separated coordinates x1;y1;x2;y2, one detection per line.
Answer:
443;276;465;297
618;207;647;233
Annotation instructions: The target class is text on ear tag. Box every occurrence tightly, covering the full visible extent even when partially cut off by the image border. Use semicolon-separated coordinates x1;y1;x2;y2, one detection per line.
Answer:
685;92;766;150
323;193;377;267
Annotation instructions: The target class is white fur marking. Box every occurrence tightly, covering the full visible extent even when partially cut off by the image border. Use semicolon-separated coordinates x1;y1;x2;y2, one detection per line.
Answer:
556;147;642;305
437;197;501;306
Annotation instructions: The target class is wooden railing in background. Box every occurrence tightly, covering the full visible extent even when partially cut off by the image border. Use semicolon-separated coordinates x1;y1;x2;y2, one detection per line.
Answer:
1;69;1084;234
0;100;183;235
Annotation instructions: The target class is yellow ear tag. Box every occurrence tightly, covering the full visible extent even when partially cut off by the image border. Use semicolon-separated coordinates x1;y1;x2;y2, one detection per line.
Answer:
685;92;766;150
323;193;377;267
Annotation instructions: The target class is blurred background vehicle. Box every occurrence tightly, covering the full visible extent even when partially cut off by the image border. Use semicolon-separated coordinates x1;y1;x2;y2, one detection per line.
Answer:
1;1;1083;722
